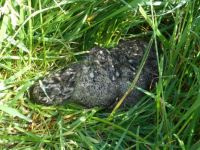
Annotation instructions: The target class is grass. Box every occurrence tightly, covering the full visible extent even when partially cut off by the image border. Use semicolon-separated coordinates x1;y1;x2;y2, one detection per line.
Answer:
0;0;200;149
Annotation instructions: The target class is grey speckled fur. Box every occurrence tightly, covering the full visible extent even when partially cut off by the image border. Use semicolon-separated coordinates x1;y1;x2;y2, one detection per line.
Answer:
29;40;157;108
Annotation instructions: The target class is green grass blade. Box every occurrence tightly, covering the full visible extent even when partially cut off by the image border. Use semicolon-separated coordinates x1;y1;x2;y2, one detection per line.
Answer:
0;105;32;122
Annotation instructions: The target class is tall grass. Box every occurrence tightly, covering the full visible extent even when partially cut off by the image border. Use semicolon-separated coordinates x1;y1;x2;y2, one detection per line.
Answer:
0;0;200;149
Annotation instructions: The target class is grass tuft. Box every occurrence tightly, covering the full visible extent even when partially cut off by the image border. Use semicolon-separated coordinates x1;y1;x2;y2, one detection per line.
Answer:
0;0;200;149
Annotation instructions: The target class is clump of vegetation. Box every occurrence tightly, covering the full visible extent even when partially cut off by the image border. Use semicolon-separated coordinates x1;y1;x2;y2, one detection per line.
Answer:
0;0;199;149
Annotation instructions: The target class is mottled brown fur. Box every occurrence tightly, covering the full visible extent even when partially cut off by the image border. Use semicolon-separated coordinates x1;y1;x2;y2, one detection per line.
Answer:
29;40;157;108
